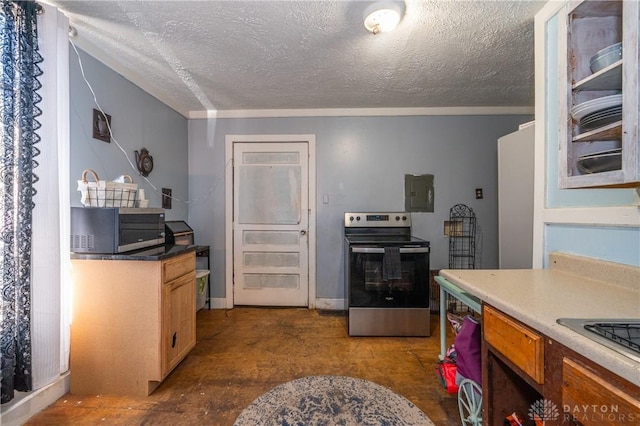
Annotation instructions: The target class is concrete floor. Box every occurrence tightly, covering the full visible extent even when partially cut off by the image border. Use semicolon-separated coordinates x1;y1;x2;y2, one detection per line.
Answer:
25;308;460;425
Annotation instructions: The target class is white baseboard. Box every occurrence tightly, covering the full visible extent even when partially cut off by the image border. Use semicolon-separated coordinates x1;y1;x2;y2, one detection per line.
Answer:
204;297;346;310
0;372;69;426
314;298;347;310
206;297;228;309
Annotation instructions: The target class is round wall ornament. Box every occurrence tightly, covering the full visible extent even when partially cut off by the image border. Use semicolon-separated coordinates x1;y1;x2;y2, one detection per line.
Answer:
135;148;154;177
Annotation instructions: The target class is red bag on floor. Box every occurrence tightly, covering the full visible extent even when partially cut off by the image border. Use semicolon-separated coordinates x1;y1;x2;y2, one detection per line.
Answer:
436;357;459;394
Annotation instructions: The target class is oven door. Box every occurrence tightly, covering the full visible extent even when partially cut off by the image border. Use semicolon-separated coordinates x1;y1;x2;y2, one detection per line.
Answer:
348;245;430;308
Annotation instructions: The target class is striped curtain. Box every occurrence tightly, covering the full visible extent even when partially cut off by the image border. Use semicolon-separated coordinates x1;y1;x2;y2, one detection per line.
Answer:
0;0;43;404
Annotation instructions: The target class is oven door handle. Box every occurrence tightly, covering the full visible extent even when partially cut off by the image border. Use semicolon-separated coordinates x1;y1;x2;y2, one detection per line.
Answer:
351;247;430;254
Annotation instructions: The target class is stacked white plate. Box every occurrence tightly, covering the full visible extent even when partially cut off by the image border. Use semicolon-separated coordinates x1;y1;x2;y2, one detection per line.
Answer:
590;42;622;73
571;94;622;121
579;105;622;131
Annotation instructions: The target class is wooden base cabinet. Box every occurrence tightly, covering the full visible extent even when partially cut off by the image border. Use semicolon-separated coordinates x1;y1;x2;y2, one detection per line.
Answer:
482;304;640;425
70;251;196;396
482;305;544;424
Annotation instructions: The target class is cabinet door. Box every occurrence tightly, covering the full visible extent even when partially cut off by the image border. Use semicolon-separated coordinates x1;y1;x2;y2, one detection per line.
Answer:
562;357;640;425
162;271;196;377
558;0;640;188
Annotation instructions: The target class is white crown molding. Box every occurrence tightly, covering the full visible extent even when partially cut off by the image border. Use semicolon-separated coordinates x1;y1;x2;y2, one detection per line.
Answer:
188;106;534;120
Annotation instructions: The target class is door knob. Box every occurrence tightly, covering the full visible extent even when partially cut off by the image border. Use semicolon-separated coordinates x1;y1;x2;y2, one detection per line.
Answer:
300;230;307;236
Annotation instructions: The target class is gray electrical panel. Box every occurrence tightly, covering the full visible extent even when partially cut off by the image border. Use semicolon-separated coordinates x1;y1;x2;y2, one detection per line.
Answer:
404;174;434;212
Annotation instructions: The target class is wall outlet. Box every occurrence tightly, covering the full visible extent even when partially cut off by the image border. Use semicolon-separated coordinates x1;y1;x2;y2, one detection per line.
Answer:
475;188;483;199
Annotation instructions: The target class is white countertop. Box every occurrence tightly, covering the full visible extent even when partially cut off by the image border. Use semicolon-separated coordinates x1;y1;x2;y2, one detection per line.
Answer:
439;254;640;387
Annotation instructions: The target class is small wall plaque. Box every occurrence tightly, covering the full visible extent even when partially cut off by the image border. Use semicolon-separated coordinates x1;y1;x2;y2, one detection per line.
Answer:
92;109;111;143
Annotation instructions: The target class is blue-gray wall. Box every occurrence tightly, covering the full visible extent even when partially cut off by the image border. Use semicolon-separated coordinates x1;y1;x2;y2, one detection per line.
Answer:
69;47;189;220
69;46;535;302
188;115;532;300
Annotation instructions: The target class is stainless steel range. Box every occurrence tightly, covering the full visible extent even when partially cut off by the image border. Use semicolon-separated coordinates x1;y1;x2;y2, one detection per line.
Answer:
344;212;431;336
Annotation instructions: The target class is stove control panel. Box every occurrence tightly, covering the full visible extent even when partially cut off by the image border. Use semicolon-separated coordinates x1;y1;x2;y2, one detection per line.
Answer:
344;212;411;227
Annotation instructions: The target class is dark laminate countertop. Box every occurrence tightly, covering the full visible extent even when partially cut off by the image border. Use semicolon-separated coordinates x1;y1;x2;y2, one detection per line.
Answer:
70;244;197;261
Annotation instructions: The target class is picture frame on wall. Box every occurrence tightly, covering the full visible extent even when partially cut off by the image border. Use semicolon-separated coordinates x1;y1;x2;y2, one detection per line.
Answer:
92;109;111;143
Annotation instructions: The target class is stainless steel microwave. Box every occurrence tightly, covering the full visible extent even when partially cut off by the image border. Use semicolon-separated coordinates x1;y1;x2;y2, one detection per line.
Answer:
70;207;165;254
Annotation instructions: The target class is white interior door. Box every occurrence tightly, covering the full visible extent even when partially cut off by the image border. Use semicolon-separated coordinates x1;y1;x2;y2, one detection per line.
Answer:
233;142;309;306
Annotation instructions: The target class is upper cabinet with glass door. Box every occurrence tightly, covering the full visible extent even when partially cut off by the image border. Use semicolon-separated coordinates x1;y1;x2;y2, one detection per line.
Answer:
558;0;639;188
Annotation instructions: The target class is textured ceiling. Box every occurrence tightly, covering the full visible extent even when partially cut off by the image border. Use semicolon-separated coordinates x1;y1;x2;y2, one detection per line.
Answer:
47;0;546;117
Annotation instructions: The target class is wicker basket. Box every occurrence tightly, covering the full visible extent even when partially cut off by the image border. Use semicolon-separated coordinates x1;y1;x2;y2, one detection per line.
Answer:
77;169;138;208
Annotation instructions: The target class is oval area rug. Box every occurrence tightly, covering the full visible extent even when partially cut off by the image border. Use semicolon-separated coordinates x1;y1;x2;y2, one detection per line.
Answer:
233;375;435;425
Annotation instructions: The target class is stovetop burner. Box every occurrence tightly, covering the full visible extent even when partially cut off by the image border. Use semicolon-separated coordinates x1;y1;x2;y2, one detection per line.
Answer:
584;322;640;354
557;318;640;363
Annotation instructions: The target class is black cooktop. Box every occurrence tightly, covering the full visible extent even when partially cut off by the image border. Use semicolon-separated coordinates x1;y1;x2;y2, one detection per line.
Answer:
584;322;640;354
557;318;640;363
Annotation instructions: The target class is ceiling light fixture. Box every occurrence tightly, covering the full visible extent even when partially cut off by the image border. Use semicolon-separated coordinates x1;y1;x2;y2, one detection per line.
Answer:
363;1;405;35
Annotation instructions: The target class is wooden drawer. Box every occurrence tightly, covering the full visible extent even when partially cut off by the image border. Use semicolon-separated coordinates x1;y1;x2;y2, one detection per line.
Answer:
163;251;195;283
483;305;544;384
562;357;640;426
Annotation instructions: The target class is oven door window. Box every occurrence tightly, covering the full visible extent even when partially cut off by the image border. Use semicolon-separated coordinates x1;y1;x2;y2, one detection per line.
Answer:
348;248;429;308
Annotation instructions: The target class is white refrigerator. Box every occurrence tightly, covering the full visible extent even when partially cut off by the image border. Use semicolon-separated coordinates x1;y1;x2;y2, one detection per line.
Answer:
498;123;535;269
